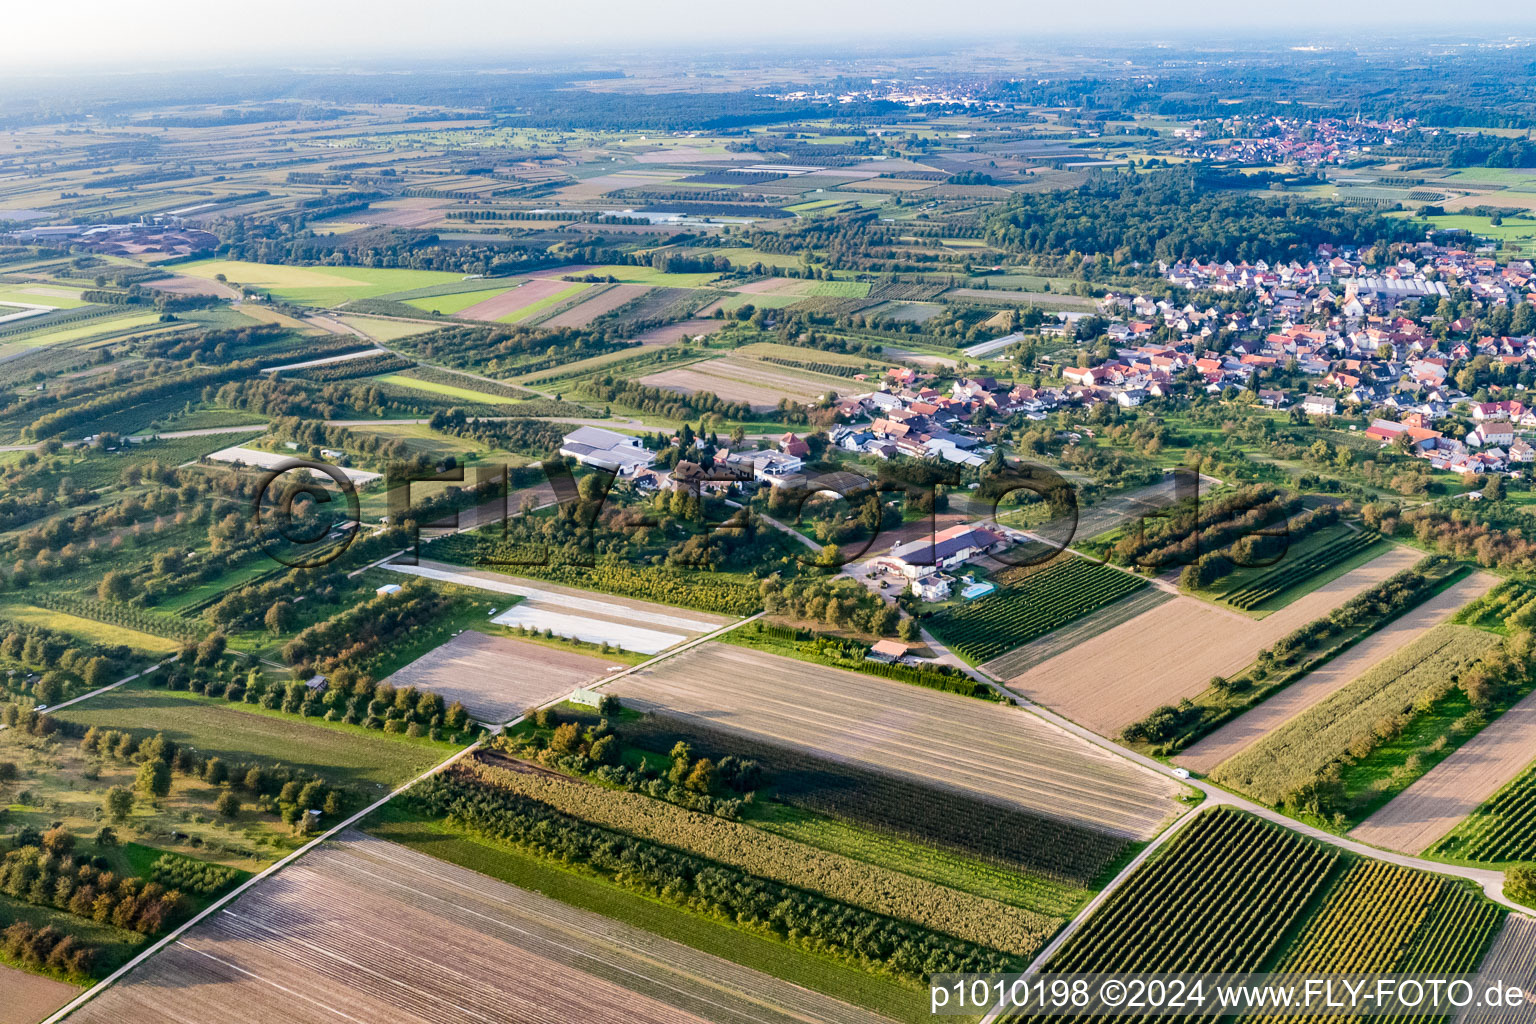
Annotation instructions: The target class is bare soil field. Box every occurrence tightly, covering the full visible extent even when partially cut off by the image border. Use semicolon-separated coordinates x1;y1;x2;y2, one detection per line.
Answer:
982;587;1175;678
633;317;726;345
68;833;893;1024
641;355;848;410
884;344;957;367
353;198;453;228
1001;545;1423;737
538;283;649;327
386;630;622;723
145;274;239;299
455;278;568;321
1460;915;1536;1024
1177;571;1498;775
1349;686;1536;855
610;643;1182;839
734;277;817;296
0;964;78;1024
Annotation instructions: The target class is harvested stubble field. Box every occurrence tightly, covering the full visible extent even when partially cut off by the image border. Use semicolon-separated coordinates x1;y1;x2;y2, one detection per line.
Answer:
640;354;852;410
1349;684;1536;855
385;630;622;724
1177;571;1498;776
67;834;896;1024
609;643;1183;840
1002;545;1423;737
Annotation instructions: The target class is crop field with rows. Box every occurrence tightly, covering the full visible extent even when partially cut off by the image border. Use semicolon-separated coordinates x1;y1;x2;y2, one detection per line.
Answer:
1043;809;1339;973
1266;860;1502;1024
1008;809;1341;1024
1456;579;1536;633
1212;625;1501;807
927;557;1146;663
1010;809;1505;1024
610;643;1183;847
1431;758;1536;863
1222;531;1382;611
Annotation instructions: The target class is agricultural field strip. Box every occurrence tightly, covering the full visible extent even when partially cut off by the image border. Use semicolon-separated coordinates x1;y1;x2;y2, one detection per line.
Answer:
1001;545;1425;738
930;558;1146;663
1352;685;1536;855
610;643;1183;840
37;738;489;1024
385;561;726;632
385;631;623;725
205;444;382;484
1433;756;1536;865
68;834;896;1024
981;588;1173;678
1177;571;1498;776
1458;916;1536;1024
0;963;78;1024
478;757;1059;955
261;347;387;372
491;606;689;655
1212;625;1502;808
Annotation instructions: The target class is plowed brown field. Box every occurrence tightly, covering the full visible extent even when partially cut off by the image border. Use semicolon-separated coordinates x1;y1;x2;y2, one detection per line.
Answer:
609;643;1182;839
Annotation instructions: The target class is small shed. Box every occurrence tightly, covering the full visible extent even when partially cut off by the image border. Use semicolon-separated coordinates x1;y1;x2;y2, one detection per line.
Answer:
866;639;910;664
376;583;403;597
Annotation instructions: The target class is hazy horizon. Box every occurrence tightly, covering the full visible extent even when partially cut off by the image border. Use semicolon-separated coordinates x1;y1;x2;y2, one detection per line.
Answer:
9;0;1536;75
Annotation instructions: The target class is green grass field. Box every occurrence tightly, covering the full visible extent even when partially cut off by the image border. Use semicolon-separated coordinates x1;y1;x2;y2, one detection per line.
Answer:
1425;213;1536;244
173;260;464;307
807;280;871;297
0;603;181;654
54;680;456;791
373;373;519;404
0;311;166;357
403;286;511;316
1441;168;1536;190
0;284;87;309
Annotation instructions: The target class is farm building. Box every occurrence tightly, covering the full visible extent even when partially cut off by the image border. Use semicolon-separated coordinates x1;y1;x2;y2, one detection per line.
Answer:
878;523;1007;579
723;449;805;487
559;426;655;476
865;639;911;663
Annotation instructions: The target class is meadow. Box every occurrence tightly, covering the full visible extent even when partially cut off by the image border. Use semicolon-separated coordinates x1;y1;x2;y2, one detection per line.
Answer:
54;679;457;791
173;260;465;307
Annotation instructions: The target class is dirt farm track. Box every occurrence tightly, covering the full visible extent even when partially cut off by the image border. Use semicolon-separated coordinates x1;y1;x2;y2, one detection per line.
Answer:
67;833;896;1024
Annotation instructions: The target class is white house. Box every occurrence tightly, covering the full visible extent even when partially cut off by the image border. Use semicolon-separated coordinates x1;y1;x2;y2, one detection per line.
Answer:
724;449;805;487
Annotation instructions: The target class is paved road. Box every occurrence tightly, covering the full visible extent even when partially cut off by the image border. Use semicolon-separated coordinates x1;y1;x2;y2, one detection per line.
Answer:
969;657;1526;911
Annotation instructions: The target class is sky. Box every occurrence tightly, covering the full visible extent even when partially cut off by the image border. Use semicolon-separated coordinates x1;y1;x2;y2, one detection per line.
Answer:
11;0;1536;72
